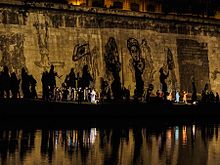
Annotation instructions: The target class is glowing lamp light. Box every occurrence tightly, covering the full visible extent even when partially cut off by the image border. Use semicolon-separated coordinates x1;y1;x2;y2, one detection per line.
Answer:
68;0;82;5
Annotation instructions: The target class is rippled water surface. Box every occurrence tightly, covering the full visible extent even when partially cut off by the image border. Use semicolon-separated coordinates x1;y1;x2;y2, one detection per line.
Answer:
1;123;220;165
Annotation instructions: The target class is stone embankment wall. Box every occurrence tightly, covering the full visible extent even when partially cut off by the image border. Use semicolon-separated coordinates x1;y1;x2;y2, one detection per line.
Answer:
1;1;220;97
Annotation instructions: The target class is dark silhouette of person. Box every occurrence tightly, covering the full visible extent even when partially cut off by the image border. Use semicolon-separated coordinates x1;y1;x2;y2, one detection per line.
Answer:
209;91;215;103
133;60;144;99
62;83;68;101
201;90;206;103
1;66;11;98
145;84;154;102
48;65;59;99
203;83;209;103
41;71;49;100
100;77;107;102
81;65;93;90
216;92;219;103
21;67;31;98
123;86;130;101
76;72;82;89
68;68;76;88
191;80;197;103
111;72;122;101
156;90;162;102
204;83;209;93
30;75;38;99
68;68;76;100
78;88;83;104
64;75;70;87
10;72;20;98
159;66;169;100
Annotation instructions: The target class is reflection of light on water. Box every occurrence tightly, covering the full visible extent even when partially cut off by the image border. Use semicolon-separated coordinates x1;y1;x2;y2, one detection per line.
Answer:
192;125;196;137
66;128;97;148
72;130;78;147
166;129;172;151
90;128;97;144
182;126;187;145
175;126;179;141
55;130;58;149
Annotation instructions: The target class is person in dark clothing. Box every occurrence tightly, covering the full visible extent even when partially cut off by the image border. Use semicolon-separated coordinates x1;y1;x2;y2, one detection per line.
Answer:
41;71;49;100
159;66;169;100
21;67;31;98
2;66;11;98
10;72;20;99
81;65;93;90
68;68;76;100
64;75;70;88
191;81;197;103
68;68;76;88
48;65;60;99
209;91;215;103
145;84;154;102
123;87;130;101
30;75;38;99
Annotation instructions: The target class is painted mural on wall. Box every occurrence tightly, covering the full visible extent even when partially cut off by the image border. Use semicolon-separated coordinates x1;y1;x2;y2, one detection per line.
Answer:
72;38;100;89
104;37;122;99
34;20;64;69
34;21;50;69
127;38;155;98
166;48;177;92
177;39;209;92
0;33;26;73
139;39;155;88
127;38;144;98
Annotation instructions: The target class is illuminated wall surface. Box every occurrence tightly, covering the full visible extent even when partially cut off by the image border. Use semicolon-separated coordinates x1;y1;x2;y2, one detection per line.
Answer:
0;126;220;164
1;1;220;95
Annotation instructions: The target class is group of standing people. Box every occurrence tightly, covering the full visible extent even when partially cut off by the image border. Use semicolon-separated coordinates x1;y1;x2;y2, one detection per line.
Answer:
41;65;61;101
1;63;220;105
0;66;37;99
41;64;96;103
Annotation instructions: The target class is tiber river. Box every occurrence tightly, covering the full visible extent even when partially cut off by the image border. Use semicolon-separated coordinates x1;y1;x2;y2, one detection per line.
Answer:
0;123;220;165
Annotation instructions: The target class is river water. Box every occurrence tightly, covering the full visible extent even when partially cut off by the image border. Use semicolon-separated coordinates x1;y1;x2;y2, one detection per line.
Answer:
0;123;220;165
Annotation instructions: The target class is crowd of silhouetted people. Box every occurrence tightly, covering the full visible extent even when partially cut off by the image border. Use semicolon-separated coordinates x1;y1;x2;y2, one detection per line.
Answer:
41;64;96;103
1;64;220;104
0;66;37;99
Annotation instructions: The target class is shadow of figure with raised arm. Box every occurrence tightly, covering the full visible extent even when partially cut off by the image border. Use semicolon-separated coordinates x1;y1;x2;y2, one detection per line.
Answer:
48;65;61;100
159;66;169;101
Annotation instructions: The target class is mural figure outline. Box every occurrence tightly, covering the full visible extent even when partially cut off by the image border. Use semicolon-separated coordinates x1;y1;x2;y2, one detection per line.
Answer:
104;37;122;100
127;38;145;99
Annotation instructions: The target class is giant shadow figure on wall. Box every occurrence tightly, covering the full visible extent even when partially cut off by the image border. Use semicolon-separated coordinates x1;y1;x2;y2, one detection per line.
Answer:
127;38;145;99
166;48;177;91
104;37;122;100
72;39;100;89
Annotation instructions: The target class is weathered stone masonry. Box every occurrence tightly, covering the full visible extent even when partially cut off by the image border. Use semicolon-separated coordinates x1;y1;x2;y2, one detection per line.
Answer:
1;1;220;96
